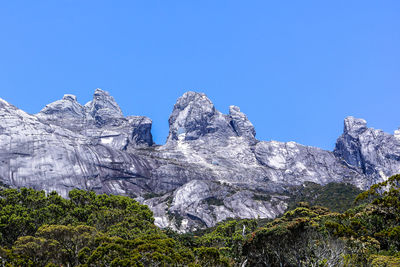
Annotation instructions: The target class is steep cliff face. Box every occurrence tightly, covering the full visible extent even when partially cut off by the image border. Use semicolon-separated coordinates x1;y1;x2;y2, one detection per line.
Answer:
0;91;155;198
1;89;399;232
167;91;237;142
36;89;153;150
334;116;400;183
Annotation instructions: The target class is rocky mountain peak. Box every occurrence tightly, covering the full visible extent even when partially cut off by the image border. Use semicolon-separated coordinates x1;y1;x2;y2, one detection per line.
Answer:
34;90;153;149
334;116;368;170
343;116;367;137
229;105;257;144
0;98;10;109
167;92;260;145
167;92;218;141
85;88;123;126
36;93;86;128
62;94;78;102
2;90;400;232
395;129;400;139
175;91;213;108
335;116;400;180
228;105;241;113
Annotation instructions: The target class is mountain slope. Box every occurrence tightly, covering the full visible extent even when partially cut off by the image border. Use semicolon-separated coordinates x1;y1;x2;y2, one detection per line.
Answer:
1;89;399;231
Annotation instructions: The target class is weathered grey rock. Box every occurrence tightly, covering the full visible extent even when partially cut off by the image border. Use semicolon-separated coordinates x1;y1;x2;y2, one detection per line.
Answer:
1;90;400;232
36;94;87;130
395;128;400;139
145;180;288;232
229;105;257;144
37;89;153;150
255;140;366;188
334;116;400;183
85;88;124;126
0;96;157;198
167;92;236;143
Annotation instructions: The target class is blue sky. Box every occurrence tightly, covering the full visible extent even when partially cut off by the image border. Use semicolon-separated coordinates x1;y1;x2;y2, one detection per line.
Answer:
0;1;399;149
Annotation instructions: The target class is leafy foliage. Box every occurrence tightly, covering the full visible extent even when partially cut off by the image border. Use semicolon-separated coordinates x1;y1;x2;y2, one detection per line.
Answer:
1;175;400;266
0;188;194;266
241;175;400;266
204;196;224;206
288;181;364;212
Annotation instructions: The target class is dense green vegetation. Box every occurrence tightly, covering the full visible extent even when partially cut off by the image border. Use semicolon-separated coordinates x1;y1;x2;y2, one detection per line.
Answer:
287;181;365;212
0;189;195;266
1;175;400;266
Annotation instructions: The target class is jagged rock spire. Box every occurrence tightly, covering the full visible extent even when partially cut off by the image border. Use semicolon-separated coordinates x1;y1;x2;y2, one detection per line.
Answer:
4;89;400;232
335;116;400;179
167;92;232;141
62;94;78;102
395;128;400;139
35;89;154;148
229;105;256;144
167;92;258;144
334;116;367;169
343;116;367;137
85;89;123;126
36;93;87;128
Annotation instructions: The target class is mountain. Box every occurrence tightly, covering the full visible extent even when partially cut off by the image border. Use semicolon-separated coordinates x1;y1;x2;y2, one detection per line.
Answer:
1;89;400;232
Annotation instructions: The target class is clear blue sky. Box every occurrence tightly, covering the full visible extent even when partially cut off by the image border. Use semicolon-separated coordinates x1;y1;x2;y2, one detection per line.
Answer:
0;1;399;150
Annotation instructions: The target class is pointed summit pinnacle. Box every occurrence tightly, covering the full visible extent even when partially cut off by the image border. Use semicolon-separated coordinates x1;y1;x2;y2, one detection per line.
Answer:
85;88;123;126
229;105;256;144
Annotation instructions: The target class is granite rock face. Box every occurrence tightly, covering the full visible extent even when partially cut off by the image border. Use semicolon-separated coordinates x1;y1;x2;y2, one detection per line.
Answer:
167;91;236;142
85;89;124;126
36;89;153;150
0;94;154;198
229;105;257;145
1;89;400;232
334;116;400;183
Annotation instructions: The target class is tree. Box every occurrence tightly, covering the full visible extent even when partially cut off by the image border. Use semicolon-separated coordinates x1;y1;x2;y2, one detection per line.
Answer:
11;236;60;266
35;224;98;266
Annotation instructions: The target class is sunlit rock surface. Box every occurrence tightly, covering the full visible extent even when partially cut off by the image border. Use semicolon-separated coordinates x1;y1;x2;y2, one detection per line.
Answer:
334;116;400;182
36;89;153;150
1;89;399;232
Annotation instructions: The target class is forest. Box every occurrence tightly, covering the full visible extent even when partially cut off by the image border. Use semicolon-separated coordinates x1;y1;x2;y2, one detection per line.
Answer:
0;175;400;266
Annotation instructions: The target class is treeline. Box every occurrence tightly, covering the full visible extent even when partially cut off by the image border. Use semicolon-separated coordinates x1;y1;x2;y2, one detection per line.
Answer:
0;189;195;266
1;175;400;266
287;181;365;212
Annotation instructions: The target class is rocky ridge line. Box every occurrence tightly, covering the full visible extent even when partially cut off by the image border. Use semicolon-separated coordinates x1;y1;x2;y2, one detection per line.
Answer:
1;89;400;232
